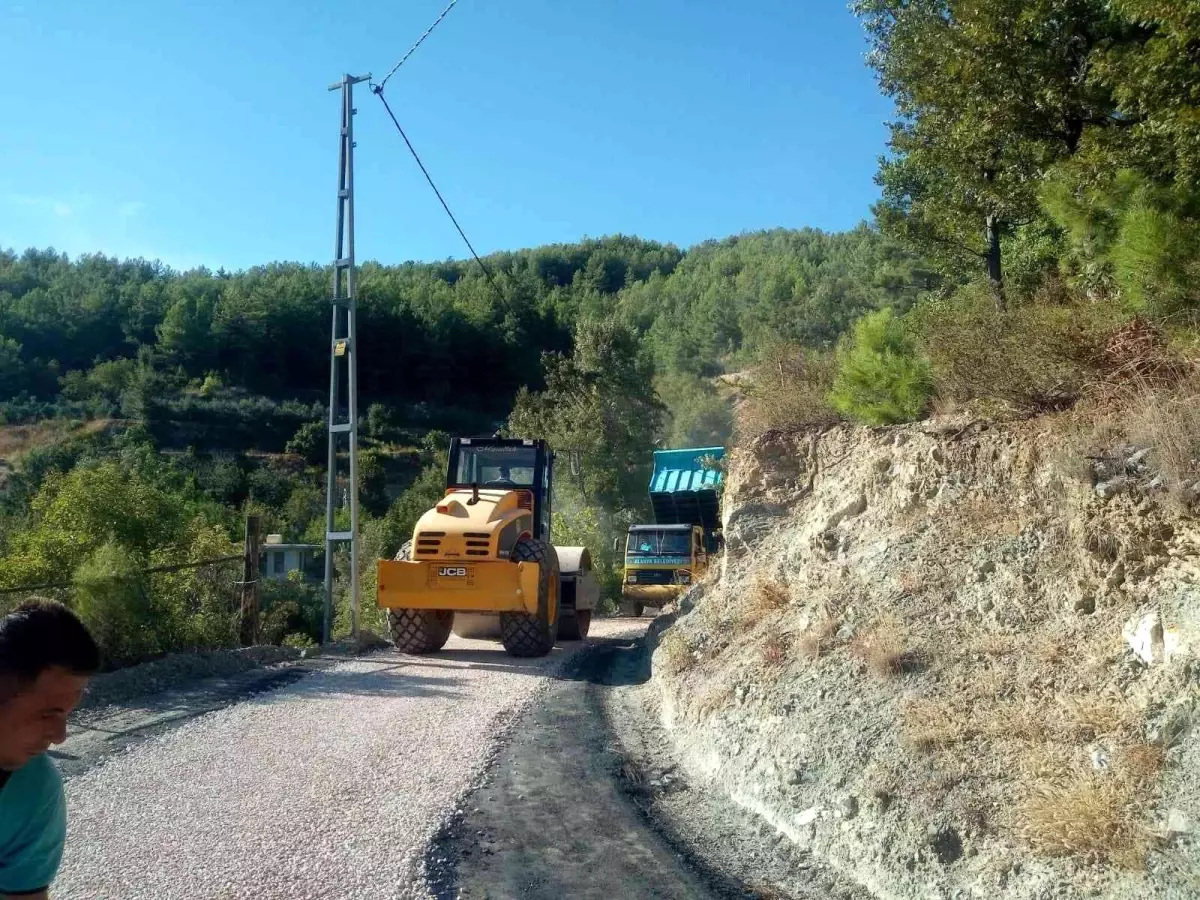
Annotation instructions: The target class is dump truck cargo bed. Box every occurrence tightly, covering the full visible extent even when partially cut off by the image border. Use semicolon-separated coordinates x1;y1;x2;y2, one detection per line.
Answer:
648;446;725;531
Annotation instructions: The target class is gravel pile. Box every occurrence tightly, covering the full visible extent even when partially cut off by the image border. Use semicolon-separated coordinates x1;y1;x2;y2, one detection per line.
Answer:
56;620;640;900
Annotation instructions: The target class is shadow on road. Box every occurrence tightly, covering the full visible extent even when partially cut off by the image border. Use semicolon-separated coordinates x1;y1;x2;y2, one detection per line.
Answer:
407;635;650;687
255;667;466;703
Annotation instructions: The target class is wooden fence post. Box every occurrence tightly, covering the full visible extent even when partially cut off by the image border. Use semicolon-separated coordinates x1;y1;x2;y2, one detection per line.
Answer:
239;515;261;646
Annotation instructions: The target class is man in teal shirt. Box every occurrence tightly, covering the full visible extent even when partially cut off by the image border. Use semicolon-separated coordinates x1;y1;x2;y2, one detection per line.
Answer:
0;602;99;899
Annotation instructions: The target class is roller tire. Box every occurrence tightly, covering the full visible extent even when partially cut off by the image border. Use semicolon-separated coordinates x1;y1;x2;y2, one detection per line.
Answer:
386;541;453;654
388;608;453;654
558;608;592;641
499;538;559;658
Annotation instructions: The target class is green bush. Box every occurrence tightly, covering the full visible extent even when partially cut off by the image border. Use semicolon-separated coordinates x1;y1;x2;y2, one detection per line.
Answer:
260;571;324;646
246;464;291;508
286;421;326;464
365;403;395;439
281;482;324;541
0;435;244;666
829;309;931;424
196;455;248;506
0;460;190;589
420;429;451;455
198;372;223;397
358;448;390;516
151;527;240;651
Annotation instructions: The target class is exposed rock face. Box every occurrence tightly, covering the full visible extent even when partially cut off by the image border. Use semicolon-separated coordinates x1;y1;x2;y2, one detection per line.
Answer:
652;417;1200;900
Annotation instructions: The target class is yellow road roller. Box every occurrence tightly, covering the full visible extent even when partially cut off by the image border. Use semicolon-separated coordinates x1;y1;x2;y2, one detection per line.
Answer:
376;437;598;657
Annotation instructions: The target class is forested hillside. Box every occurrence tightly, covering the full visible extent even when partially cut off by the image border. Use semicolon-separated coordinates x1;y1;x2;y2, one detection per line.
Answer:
0;227;926;418
0;226;924;657
622;225;934;375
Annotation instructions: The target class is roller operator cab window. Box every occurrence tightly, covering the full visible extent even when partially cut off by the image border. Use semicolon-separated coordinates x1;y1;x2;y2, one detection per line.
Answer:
627;531;691;557
454;446;537;487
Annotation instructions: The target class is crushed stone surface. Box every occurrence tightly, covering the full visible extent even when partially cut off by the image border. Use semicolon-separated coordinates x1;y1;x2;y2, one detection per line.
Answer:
55;619;645;900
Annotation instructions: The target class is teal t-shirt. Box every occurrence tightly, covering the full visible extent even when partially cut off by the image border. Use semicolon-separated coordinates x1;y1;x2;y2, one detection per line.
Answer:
0;753;66;895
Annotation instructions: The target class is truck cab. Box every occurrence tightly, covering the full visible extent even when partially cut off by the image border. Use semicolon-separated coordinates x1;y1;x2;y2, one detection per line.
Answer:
622;523;707;616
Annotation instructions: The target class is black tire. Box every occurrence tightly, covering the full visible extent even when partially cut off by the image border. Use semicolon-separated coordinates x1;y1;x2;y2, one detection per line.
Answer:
634;601;645;618
559;608;592;641
386;541;453;654
500;538;559;657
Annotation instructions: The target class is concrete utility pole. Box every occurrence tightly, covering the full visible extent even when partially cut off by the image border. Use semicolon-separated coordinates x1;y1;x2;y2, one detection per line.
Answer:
323;73;370;643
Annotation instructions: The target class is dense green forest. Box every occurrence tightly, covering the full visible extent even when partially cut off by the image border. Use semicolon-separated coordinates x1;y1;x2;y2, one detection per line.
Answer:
0;227;922;424
4;0;1200;663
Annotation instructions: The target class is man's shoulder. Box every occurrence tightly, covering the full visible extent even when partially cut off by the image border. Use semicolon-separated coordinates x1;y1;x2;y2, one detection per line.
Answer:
0;755;66;895
4;754;63;809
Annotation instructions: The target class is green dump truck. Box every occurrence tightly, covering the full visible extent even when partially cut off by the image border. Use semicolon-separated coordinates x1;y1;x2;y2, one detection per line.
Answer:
621;446;725;617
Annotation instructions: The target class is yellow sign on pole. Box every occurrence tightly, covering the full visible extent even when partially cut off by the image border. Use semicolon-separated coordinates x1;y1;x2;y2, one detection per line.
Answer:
334;340;347;357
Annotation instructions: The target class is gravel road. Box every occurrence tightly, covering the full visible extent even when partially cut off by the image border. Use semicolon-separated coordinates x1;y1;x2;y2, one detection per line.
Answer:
55;619;645;900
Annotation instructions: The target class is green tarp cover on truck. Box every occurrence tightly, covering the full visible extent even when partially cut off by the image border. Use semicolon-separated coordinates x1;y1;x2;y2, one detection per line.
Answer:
649;446;725;531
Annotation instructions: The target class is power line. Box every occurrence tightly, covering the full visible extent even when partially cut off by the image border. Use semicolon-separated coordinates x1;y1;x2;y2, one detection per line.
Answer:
375;0;459;94
371;88;505;301
0;554;244;596
369;0;507;302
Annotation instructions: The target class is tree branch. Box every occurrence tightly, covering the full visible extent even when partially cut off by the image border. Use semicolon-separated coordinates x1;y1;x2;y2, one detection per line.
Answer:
915;229;988;260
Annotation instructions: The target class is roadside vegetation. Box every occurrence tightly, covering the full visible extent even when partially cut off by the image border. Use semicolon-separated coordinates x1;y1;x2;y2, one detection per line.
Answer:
737;1;1200;441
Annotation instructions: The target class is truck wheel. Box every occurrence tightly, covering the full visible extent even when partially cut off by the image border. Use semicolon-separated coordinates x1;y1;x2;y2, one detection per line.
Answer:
558;609;592;641
500;538;559;657
386;541;453;654
634;601;645;618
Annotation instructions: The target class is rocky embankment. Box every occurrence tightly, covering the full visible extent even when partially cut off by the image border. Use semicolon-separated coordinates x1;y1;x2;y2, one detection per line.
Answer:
650;416;1199;900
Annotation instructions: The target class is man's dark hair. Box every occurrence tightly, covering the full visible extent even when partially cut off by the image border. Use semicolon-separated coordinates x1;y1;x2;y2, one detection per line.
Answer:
0;600;101;685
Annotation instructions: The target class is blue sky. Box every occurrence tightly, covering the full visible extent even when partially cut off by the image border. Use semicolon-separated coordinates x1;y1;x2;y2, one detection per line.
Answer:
0;0;892;271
